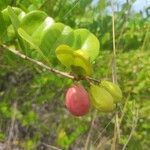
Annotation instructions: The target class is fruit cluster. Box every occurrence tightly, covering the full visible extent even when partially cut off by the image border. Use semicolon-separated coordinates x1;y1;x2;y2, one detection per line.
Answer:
56;43;122;117
65;81;122;117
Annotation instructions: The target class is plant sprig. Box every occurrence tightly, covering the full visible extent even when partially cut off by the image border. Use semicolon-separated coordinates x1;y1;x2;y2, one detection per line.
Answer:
0;44;100;84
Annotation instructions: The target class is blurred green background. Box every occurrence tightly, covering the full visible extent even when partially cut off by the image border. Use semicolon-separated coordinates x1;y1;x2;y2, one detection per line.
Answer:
0;0;150;149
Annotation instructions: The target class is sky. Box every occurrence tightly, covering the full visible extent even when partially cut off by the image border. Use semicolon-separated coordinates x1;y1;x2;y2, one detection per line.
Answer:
123;0;150;12
92;0;150;12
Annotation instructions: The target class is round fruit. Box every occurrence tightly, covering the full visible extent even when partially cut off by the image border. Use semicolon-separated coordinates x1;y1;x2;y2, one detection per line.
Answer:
65;84;90;116
101;80;122;103
90;84;115;112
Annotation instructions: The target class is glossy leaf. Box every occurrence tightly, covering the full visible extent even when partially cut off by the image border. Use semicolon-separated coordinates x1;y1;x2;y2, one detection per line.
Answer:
55;44;74;67
20;10;48;35
31;16;55;46
73;29;100;62
72;50;92;76
7;6;20;30
39;23;74;61
56;47;93;75
0;12;6;41
2;7;24;26
1;6;100;66
19;10;74;63
18;28;51;65
1;7;25;41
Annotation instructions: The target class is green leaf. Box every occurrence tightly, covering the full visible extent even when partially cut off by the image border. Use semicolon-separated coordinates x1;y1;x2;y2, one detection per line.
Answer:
72;50;93;76
18;28;51;65
73;29;100;62
0;12;6;40
31;16;55;46
56;44;74;67
19;10;74;64
7;6;20;30
56;46;93;76
2;7;24;26
39;23;74;63
1;7;100;66
18;10;99;63
20;10;48;35
1;6;25;42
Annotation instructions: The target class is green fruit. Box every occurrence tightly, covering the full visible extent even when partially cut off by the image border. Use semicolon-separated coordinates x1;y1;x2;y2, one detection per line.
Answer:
90;84;115;112
101;80;122;103
55;44;74;67
72;50;92;76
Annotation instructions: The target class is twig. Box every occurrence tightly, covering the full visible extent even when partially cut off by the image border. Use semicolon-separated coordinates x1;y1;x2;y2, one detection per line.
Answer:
141;25;150;51
119;94;130;125
119;85;135;127
96;136;111;150
116;1;132;49
110;1;120;150
0;44;100;84
111;2;117;84
94;114;116;145
84;110;97;150
1;44;74;79
42;143;62;150
111;116;117;150
38;0;49;9
85;76;100;84
63;0;81;19
5;102;17;149
122;106;138;150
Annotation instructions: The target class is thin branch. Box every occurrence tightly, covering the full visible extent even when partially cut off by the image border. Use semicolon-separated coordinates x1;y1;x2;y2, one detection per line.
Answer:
119;85;135;125
84;110;97;150
111;2;117;84
122;106;138;150
94;114;116;145
116;1;132;49
97;136;111;150
63;0;81;19
5;102;17;150
119;94;130;125
7;102;17;142
111;117;117;150
0;44;100;84
42;143;62;150
0;44;74;79
111;1;119;150
141;25;150;51
85;76;101;84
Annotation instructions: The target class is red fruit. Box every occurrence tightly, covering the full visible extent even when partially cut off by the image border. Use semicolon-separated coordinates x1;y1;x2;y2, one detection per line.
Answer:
65;84;90;116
